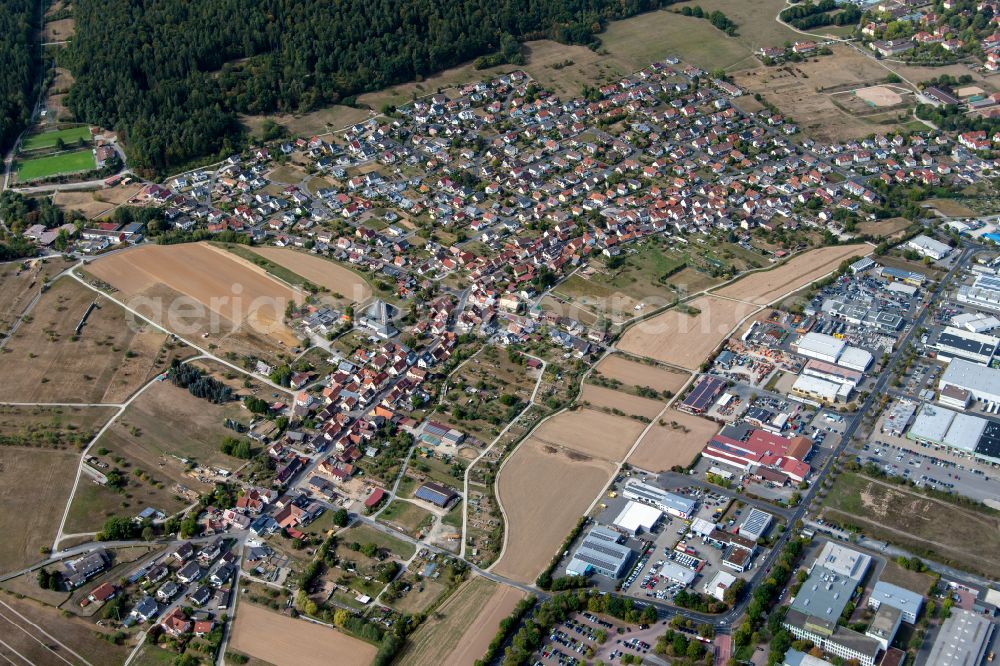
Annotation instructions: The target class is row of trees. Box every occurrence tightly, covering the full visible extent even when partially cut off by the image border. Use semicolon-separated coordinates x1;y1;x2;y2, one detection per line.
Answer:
64;0;680;174
0;0;38;155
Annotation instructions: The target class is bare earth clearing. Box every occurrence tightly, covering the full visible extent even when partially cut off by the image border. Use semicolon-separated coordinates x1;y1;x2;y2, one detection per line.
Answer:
579;384;665;420
714;244;871;304
230;602;376;666
734;46;913;141
618;296;760;369
248;246;373;303
494;428;620;582
531;408;647;461
627;409;720;472
0;448;80;574
53;183;145;219
594;355;691;394
0;277;169;403
86;243;302;355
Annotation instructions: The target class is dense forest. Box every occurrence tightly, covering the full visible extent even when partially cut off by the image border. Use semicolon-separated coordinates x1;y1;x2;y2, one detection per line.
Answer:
64;0;675;174
0;0;40;154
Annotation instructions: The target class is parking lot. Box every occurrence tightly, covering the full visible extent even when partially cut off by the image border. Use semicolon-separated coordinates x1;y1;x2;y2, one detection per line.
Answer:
854;434;1000;503
535;611;659;665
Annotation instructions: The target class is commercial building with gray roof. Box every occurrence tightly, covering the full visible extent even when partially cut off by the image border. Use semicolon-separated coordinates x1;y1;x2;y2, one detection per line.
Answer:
940;357;1000;404
926;608;995;666
565;526;633;579
867;581;924;624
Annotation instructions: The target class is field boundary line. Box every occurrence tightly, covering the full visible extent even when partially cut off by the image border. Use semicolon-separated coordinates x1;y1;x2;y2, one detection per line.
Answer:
461;352;546;560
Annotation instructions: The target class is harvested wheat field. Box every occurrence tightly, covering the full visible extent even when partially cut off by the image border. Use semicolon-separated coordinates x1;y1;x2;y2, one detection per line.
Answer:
230;603;376;666
627;409;720;472
248;246;373;303
714;244;871;305
86;243;301;356
400;576;525;666
579;384;664;420
531;408;647;461
494;437;616;582
594;355;691;394
53;183;145;219
618;296;760;369
0;277;171;403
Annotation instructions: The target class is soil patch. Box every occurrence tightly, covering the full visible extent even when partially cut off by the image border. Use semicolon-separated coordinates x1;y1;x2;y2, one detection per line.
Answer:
626;409;719;472
230;602;376;666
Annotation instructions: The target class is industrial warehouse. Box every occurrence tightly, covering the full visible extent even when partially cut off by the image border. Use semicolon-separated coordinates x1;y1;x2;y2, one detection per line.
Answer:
882;400;1000;464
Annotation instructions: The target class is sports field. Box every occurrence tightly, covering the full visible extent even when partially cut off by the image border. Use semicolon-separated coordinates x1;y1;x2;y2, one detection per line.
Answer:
17;149;96;181
626;409;720;472
21;126;91;151
231;602;376;666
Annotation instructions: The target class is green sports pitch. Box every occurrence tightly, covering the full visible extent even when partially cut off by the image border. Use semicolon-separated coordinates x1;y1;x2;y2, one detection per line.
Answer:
20;126;92;151
16;149;96;182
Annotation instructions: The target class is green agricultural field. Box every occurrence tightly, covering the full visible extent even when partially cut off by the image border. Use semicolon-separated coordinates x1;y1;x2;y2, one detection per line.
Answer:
17;149;96;181
20;126;92;151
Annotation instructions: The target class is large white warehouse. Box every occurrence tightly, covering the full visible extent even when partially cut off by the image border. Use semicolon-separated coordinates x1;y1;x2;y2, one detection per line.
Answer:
795;332;845;364
939;357;1000;404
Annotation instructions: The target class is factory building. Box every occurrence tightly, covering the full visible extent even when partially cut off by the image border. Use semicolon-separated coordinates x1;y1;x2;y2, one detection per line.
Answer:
621;480;697;518
939;358;1000;404
905;234;952;260
792;374;851;404
864;605;902;651
957;274;1000;312
737;507;773;541
794;332;845;364
802;360;862;388
933;326;999;365
793;332;872;371
881;401;916;436
612;501;662;536
926;609;995;666
822;299;904;333
704;570;737;601
878;266;926;287
951;312;1000;334
783;543;879;666
906;403;986;452
565;526;633;579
